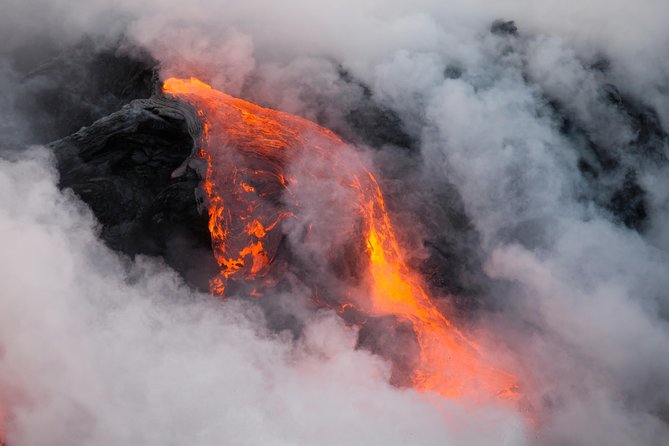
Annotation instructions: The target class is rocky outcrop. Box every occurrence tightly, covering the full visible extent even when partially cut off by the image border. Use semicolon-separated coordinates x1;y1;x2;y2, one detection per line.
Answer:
49;96;217;290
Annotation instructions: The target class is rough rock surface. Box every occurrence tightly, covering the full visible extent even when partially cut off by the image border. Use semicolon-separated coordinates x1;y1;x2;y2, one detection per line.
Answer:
487;21;668;231
50;97;217;290
18;38;157;144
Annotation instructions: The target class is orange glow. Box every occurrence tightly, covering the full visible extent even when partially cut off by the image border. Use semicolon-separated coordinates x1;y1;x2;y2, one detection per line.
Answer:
163;77;518;401
355;173;518;399
164;77;307;292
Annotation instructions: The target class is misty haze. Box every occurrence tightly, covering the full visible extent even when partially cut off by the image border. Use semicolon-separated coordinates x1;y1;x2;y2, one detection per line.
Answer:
1;1;669;445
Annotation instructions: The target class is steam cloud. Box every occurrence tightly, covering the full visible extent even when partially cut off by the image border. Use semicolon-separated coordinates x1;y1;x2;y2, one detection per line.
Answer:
0;150;522;444
1;0;669;445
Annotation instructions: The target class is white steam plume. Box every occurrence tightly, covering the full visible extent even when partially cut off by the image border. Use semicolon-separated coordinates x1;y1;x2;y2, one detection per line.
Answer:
0;149;523;445
1;0;669;445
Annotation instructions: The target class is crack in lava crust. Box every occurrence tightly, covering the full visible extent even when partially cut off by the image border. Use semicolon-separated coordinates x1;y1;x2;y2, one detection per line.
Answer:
163;77;519;402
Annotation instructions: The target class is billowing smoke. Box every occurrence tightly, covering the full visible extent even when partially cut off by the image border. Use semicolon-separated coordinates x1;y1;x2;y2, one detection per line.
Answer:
0;149;524;445
1;0;669;445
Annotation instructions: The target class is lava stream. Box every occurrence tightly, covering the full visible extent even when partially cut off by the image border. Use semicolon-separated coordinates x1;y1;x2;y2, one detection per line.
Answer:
163;77;518;401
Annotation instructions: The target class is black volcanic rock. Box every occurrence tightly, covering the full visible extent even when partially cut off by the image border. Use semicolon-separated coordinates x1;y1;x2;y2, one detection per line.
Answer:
608;171;648;230
547;84;667;231
444;66;463;79
491;20;518;36
18;38;157;144
49;96;217;290
346;102;416;150
337;67;417;151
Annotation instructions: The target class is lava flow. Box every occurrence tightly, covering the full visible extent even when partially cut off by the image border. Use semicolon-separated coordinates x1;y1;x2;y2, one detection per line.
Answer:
163;77;518;401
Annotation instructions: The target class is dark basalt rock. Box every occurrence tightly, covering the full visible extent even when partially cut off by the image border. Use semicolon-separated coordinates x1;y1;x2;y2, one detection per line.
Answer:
608;171;648;230
444;66;463;80
485;19;663;233
17;39;220;289
491;20;518;36
356;315;420;386
600;84;667;157
337;67;417;151
50;97;217;290
541;81;666;231
590;56;612;73
346;103;415;150
18;38;157;144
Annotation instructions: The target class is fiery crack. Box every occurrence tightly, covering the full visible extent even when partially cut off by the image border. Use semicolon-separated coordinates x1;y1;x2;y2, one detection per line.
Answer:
163;77;519;402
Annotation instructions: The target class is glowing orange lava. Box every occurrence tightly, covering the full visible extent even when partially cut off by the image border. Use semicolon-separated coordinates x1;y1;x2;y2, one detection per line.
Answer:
163;77;518;401
164;77;313;293
354;173;518;399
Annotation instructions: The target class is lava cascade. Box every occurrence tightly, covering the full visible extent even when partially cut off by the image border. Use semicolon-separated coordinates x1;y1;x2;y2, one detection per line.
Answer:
163;77;518;401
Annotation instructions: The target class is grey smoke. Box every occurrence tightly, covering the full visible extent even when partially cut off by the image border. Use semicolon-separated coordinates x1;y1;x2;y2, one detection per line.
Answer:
1;0;669;445
0;149;523;445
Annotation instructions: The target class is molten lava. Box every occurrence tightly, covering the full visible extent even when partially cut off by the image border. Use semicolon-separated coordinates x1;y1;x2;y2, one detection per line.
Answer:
163;77;518;401
164;77;345;294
